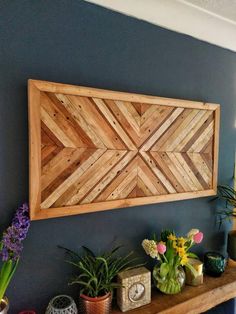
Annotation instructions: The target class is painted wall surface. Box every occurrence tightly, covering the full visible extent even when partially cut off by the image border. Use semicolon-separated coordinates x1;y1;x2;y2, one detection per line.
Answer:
0;0;235;312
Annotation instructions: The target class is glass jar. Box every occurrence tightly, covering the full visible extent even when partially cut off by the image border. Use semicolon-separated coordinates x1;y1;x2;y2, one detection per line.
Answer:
153;263;185;294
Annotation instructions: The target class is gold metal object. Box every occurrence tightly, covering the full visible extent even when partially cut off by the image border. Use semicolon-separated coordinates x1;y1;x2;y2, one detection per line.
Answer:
117;267;151;312
186;258;203;286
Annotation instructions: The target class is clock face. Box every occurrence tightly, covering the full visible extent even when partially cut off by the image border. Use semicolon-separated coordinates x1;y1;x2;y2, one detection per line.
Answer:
128;283;145;302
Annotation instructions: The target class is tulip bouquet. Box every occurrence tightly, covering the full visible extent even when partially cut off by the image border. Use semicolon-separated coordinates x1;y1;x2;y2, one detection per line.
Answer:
142;229;203;294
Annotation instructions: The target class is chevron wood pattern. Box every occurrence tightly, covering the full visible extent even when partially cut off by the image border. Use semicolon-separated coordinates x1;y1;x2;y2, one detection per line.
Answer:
28;80;220;220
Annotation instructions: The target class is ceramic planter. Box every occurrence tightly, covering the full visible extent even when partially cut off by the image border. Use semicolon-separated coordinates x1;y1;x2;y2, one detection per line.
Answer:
79;293;112;314
204;252;226;277
0;298;9;314
228;231;236;261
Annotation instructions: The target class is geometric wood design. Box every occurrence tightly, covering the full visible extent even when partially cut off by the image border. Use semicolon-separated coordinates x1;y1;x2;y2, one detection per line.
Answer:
28;80;220;220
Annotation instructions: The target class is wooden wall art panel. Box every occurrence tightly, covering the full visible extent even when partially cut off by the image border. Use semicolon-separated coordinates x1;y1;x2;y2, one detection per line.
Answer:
28;80;220;220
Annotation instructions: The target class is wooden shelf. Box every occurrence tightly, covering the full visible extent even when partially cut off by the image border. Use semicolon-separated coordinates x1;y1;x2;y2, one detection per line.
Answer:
112;261;236;314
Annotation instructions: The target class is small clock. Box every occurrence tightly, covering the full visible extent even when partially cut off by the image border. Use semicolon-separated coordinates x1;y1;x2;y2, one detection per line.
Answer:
117;267;151;312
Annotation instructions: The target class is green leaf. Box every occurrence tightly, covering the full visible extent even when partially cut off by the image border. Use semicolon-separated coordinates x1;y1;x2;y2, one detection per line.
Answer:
160;263;169;278
185;262;198;278
187;253;199;259
82;246;95;257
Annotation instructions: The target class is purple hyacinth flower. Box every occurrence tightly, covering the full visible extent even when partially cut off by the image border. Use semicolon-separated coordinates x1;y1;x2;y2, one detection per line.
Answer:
0;203;30;262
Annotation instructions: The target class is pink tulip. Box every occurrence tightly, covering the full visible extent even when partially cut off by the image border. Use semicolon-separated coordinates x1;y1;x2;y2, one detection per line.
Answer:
157;243;166;254
193;232;203;244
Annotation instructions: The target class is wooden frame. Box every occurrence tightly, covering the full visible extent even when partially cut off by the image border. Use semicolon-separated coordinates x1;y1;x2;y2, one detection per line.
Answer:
28;79;220;220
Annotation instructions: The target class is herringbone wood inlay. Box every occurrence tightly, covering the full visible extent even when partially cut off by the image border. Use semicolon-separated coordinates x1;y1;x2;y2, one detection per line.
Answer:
29;80;220;220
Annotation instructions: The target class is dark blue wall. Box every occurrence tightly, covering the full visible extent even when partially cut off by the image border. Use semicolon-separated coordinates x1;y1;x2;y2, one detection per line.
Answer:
0;0;236;312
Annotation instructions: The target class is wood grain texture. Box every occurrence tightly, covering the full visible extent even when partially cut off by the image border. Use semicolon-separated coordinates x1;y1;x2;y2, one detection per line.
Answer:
112;262;236;314
28;80;220;220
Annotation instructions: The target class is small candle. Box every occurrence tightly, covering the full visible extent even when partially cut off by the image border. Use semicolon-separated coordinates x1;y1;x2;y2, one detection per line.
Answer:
186;258;203;286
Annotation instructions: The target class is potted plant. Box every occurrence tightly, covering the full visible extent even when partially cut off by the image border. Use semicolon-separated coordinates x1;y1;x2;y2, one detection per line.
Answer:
62;246;139;314
0;203;30;313
216;185;236;260
142;229;203;294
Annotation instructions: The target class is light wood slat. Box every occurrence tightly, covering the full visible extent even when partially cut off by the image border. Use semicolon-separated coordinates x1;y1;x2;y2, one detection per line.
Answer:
96;157;139;202
41;145;60;167
67;150;127;205
189;121;214;152
105;99;140;147
187;153;212;187
138;155;168;194
161;110;205;152
41;148;86;190
115;100;140;133
28;80;41;219
46;92;97;148
41;107;76;148
114;177;137;200
68;96;126;149
41;121;64;147
140;104;158;126
140;108;184;151
40;148;106;208
137;167;161;195
162;153;193;191
182;153;209;190
140;105;174;146
28;79;220;220
201;153;213;172
31;80;219;110
81;151;137;204
174;153;204;190
176;111;213;152
167;152;198;191
55;94;106;148
41;92;89;148
35;190;217;220
150;152;185;193
140;151;176;193
150;108;192;152
92;98;136;150
137;177;153;196
58;150;126;206
41;149;94;202
106;167;137;200
180;112;213;152
212;107;220;192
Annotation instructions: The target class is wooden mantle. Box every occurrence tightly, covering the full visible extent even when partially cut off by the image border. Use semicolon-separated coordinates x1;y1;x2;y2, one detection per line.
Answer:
112;261;236;314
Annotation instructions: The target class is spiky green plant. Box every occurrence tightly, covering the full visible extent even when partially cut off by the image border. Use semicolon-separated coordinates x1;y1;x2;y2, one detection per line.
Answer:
60;246;141;298
217;185;236;226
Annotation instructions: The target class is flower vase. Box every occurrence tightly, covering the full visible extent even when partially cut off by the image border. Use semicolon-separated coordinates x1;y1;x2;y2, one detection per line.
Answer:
0;298;9;314
153;264;185;294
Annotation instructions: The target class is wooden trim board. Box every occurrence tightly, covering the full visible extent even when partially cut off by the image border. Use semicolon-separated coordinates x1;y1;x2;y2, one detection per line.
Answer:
28;79;220;220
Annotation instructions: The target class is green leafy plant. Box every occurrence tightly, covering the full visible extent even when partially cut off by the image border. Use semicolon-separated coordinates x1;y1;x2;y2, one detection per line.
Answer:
60;246;141;298
216;185;236;226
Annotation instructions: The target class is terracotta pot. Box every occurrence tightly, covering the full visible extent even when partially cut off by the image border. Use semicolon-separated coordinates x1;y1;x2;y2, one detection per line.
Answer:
228;231;236;261
79;293;112;314
0;297;9;314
